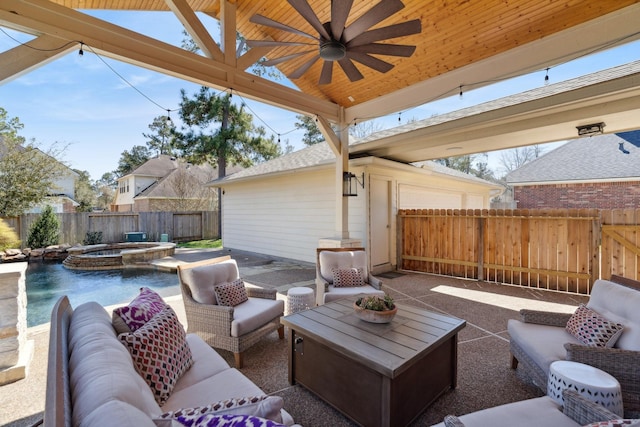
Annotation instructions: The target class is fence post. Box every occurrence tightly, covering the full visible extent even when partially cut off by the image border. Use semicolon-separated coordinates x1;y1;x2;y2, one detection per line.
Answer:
396;212;403;271
477;212;484;281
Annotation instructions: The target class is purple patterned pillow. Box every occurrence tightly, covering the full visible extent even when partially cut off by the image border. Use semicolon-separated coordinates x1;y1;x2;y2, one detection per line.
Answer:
112;287;166;334
566;304;625;348
173;414;286;427
119;305;193;404
332;268;365;287
214;279;248;307
159;395;284;424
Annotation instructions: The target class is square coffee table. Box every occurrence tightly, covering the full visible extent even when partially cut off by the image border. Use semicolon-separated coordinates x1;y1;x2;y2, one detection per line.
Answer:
281;297;466;427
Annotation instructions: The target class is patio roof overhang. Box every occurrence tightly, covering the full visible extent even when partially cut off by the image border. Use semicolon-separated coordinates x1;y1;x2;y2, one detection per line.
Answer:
1;0;639;160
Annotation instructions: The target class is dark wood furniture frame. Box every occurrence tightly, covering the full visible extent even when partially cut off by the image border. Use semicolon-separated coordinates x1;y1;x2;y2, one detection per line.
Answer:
281;297;466;427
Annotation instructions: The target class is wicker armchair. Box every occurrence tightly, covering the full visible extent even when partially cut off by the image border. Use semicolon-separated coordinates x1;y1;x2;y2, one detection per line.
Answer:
436;390;623;427
508;276;640;417
177;255;284;369
315;247;384;306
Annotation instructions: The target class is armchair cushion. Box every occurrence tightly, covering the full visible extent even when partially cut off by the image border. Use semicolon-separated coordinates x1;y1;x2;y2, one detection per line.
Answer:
332;267;365;287
179;259;240;305
566;304;625;348
587;280;640;351
214;279;248;307
231;298;284;337
508;319;582;375
319;250;368;284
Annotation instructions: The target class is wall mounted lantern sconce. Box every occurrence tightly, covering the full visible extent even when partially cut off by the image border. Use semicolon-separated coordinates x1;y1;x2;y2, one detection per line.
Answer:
576;122;605;137
343;171;364;197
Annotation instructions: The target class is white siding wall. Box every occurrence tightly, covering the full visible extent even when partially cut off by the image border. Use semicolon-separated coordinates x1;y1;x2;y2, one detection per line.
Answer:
222;169;365;263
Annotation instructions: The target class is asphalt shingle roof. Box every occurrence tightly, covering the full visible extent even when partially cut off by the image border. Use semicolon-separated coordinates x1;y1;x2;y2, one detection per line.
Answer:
506;131;640;183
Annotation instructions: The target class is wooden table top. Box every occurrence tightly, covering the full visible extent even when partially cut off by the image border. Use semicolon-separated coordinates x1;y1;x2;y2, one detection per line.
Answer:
281;297;466;378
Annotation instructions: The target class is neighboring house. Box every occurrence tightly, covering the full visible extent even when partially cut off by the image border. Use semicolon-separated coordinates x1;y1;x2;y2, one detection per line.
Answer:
209;142;503;272
28;166;80;213
112;155;237;212
506;131;640;209
0;138;80;213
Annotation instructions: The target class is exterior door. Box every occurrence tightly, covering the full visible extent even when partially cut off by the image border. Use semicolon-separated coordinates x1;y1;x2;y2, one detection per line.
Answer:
370;177;391;272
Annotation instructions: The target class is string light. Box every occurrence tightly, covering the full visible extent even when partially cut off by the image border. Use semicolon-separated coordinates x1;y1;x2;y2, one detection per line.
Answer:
2;27;637;145
544;68;550;85
398;112;402;124
166;110;172;124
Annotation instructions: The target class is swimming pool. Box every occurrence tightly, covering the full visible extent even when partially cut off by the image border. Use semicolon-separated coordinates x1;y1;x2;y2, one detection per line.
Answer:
26;261;180;327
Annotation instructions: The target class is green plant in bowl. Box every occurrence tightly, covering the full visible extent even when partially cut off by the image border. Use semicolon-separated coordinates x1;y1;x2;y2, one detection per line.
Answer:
355;294;395;311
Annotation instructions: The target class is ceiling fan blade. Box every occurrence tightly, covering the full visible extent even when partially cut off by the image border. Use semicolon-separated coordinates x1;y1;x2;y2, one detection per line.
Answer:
330;0;353;41
288;54;321;79
261;50;316;66
337;58;364;82
348;43;416;57
288;0;331;40
250;14;318;40
246;39;315;48
342;0;404;43
319;61;333;85
346;51;394;73
347;20;422;47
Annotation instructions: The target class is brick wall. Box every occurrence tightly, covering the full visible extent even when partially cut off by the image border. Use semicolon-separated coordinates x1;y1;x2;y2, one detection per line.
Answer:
513;181;640;209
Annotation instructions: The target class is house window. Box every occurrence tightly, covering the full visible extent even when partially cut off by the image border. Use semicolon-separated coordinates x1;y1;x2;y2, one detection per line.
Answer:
119;179;128;194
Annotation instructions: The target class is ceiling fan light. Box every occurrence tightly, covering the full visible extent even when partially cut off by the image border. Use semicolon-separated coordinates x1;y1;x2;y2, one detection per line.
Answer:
320;41;346;61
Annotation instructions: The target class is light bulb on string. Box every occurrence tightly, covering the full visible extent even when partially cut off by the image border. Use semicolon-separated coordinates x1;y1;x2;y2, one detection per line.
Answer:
78;42;84;56
459;85;464;99
544;68;550;86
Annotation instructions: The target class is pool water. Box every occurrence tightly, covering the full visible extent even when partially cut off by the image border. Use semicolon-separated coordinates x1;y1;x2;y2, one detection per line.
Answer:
26;262;180;327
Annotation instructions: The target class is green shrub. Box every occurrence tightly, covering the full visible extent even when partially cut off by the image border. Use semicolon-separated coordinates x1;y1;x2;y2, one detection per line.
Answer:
27;205;60;248
83;231;103;245
0;219;20;251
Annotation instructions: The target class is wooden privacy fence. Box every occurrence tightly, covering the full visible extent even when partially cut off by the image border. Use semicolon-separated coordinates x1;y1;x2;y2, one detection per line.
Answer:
3;211;219;246
398;209;612;295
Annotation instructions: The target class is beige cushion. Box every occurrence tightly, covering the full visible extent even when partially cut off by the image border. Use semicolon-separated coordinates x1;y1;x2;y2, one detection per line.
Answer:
431;396;578;427
231;298;284;337
162;368;266;412
171;335;232;395
181;259;240;305
507;318;581;377
68;303;162;426
324;285;384;304
81;400;158;427
319;251;368;283
587;279;640;351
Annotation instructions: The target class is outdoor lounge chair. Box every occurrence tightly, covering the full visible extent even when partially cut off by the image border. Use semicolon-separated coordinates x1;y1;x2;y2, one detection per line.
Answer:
177;255;284;368
315;247;384;306
508;275;640;417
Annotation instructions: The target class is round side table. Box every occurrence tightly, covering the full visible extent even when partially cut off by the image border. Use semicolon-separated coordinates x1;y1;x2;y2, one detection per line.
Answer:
547;360;623;416
286;287;315;315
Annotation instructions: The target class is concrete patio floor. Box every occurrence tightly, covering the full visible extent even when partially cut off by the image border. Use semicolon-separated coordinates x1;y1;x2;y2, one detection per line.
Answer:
0;249;590;426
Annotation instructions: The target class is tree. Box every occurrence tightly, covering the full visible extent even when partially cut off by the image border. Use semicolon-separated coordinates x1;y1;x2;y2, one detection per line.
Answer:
0;219;20;251
114;145;152;177
74;169;96;212
498;145;544;177
27;205;60;248
350;120;383;139
294;115;324;146
143;115;177;156
175;87;281;176
94;172;116;211
163;164;217;212
434;153;496;181
0;108;67;216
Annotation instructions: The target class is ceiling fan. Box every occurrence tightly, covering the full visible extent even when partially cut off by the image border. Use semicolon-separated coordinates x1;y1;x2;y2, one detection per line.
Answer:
246;0;421;84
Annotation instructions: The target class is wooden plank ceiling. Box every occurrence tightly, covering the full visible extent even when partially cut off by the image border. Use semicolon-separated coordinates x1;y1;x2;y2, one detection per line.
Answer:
42;0;639;107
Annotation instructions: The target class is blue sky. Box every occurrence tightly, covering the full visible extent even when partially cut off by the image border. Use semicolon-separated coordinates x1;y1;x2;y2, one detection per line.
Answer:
0;10;638;181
